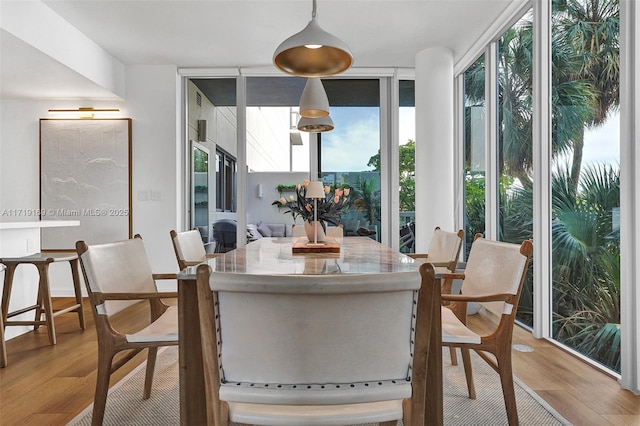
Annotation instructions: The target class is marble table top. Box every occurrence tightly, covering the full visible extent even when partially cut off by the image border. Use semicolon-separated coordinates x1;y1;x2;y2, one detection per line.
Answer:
177;237;422;293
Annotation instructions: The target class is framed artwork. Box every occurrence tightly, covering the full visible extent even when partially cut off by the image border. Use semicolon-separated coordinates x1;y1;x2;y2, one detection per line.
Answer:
39;118;132;250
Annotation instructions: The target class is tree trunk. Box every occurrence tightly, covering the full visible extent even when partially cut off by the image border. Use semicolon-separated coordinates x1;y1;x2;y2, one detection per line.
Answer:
570;126;585;190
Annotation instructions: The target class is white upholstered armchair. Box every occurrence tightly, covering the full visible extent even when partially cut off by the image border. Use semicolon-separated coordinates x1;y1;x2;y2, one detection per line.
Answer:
193;261;440;425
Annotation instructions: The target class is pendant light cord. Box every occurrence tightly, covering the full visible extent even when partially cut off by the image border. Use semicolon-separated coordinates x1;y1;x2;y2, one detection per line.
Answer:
311;0;317;21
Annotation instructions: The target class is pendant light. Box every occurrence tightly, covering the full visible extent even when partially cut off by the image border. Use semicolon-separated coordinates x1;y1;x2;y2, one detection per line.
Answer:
299;78;329;118
297;115;334;133
273;0;352;77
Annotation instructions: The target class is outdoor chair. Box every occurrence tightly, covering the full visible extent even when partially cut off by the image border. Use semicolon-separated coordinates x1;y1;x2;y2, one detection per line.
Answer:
193;260;441;425
170;229;220;271
76;235;179;426
440;236;533;426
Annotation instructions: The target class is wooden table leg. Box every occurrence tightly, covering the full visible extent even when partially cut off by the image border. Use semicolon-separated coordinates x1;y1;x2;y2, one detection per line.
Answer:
178;278;207;425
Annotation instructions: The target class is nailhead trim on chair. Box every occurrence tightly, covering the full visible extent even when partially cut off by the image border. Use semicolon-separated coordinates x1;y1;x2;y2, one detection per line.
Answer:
224;378;411;390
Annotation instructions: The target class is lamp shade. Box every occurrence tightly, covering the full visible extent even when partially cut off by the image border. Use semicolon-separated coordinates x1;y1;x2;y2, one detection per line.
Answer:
273;18;353;77
306;181;326;199
299;78;329;118
297;115;334;133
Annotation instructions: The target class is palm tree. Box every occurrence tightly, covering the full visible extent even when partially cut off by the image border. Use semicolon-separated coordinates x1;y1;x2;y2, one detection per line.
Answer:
551;163;620;370
553;0;620;189
352;176;380;226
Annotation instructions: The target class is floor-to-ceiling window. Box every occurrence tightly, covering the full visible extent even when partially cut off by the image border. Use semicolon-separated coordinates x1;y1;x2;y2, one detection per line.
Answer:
456;0;624;376
550;0;620;372
497;10;535;328
463;54;487;259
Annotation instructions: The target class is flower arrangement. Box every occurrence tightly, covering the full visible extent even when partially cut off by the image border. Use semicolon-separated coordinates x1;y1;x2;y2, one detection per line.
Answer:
272;180;350;232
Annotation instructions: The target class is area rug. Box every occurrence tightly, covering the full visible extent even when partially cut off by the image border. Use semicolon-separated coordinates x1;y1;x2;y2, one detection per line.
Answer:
69;347;570;425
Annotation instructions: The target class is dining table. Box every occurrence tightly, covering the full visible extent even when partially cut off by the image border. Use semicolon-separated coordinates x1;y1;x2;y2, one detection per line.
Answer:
176;236;443;425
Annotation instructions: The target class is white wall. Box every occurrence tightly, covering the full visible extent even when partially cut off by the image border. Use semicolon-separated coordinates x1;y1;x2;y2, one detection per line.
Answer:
246;172;308;226
0;64;180;317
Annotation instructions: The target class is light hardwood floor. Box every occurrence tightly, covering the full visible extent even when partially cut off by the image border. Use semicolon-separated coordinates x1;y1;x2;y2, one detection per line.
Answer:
0;298;638;425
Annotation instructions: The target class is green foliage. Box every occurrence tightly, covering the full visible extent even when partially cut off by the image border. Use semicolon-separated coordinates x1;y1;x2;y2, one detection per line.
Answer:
461;0;621;371
276;184;297;193
368;140;416;212
351;176;381;225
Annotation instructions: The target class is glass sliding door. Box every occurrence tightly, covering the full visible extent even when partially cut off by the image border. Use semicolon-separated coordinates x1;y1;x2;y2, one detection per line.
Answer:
319;79;381;240
497;11;534;327
189;78;238;250
398;80;416;253
550;0;620;372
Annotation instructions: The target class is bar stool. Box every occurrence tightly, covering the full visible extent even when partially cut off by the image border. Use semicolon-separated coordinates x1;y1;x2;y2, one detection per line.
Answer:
1;253;86;350
0;264;6;367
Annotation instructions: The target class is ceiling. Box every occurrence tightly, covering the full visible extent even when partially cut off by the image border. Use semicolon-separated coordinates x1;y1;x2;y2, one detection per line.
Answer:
1;0;521;100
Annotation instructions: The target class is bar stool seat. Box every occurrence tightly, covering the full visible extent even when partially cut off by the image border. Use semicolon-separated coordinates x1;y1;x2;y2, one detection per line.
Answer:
1;252;86;356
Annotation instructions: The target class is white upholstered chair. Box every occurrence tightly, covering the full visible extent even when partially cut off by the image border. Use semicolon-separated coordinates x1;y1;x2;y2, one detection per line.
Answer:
193;261;441;425
170;229;220;270
440;237;533;426
76;235;179;425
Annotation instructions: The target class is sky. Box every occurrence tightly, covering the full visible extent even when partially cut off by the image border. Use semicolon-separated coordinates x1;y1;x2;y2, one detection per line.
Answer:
320;107;619;173
320;107;415;172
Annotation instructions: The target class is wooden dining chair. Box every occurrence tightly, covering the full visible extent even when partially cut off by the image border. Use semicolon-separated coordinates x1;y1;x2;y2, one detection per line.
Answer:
440;237;533;426
407;226;465;273
408;227;465;364
76;235;179;426
193;261;441;426
170;229;220;270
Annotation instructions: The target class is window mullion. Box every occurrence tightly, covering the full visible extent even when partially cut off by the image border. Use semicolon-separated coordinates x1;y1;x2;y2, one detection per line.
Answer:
532;0;552;339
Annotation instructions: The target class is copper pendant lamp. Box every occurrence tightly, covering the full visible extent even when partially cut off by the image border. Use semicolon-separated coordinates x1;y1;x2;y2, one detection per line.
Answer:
299;78;330;118
297;115;334;133
273;0;352;77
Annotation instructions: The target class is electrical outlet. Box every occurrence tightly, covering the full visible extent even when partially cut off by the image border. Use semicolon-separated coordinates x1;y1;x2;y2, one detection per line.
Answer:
138;190;150;201
151;191;161;201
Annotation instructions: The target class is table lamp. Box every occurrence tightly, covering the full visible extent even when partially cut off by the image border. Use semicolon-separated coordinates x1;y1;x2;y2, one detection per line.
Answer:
306;180;326;245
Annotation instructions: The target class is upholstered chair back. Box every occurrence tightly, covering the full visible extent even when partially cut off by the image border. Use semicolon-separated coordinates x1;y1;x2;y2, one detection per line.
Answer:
427;227;464;265
462;238;529;317
79;237;156;316
211;274;419;406
171;229;207;269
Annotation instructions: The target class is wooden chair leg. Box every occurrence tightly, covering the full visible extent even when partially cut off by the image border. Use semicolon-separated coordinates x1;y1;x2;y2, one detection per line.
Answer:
461;348;476;399
449;347;458;365
36;264;56;345
220;401;230;426
34;282;44;331
497;353;519;426
1;265;16;323
92;350;115;426
69;259;87;329
143;347;158;399
0;310;6;367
